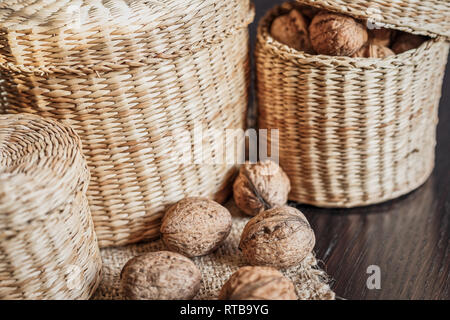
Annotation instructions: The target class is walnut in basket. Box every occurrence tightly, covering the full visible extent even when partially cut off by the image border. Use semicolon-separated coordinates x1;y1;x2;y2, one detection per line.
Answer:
309;11;368;56
160;197;232;257
352;43;395;58
270;9;314;53
239;206;315;268
369;28;395;47
120;251;201;300
219;266;297;300
233;160;291;216
392;32;426;54
297;5;319;21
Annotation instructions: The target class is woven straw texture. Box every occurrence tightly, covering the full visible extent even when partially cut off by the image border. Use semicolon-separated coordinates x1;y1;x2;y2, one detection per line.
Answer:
0;113;101;300
256;3;449;208
92;200;335;300
295;0;450;39
0;0;254;247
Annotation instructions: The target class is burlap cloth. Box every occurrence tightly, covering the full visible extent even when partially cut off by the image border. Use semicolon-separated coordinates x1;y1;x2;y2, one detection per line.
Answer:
92;200;335;300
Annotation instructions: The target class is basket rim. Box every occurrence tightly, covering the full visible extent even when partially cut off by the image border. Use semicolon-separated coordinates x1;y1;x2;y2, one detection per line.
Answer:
257;2;447;70
0;1;255;76
0;0;251;31
295;0;450;39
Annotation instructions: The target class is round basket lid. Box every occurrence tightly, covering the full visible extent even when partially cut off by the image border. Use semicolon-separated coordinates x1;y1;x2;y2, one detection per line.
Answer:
0;0;255;74
0;0;156;31
0;114;89;230
296;0;450;39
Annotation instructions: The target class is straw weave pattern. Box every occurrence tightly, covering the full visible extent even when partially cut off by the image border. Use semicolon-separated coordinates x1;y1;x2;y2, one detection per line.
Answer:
0;0;254;247
0;113;102;299
256;3;449;208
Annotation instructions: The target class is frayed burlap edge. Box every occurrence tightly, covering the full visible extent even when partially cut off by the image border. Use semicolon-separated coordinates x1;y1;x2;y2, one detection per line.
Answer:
92;200;335;300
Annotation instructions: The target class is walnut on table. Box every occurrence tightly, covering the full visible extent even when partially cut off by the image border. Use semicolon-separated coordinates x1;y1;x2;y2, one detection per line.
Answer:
239;206;315;268
233;160;291;217
120;251;201;300
160;197;232;257
219;266;297;300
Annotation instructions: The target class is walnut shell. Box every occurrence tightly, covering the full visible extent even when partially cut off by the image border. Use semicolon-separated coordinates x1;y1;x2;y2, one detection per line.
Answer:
352;43;395;58
298;5;319;20
369;28;395;47
239;206;315;268
233;160;291;216
309;11;368;56
270;9;314;53
160;197;232;257
219;266;297;300
120;251;201;300
392;33;426;54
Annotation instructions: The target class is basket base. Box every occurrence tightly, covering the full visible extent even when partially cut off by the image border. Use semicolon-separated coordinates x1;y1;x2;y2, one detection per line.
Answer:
289;164;434;209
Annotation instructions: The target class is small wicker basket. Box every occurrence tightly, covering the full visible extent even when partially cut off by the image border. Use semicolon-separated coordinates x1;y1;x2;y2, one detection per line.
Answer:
0;114;101;300
0;0;255;247
256;1;449;208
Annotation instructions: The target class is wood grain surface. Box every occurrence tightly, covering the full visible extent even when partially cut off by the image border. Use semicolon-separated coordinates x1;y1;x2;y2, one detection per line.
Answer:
251;0;449;300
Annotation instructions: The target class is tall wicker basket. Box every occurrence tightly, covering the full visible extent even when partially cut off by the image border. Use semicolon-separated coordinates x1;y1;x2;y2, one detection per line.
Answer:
0;114;101;300
0;0;255;247
256;1;449;208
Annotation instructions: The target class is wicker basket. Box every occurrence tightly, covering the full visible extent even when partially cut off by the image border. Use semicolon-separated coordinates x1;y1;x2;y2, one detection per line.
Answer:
0;0;255;247
0;114;101;300
256;1;449;208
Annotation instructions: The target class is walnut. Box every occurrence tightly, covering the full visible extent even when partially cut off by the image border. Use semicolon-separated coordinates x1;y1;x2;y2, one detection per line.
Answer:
392;32;426;54
298;5;319;21
352;43;395;58
239;206;315;268
270;9;314;53
233;160;291;216
160;197;232;257
219;266;297;300
369;28;395;47
309;11;368;56
120;251;201;300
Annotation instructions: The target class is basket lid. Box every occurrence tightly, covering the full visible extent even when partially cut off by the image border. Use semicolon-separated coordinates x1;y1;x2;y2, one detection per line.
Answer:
0;0;255;74
0;0;158;31
0;114;89;230
295;0;450;39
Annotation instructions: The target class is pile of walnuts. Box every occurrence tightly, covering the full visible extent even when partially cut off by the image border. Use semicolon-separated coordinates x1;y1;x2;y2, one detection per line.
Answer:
120;160;316;300
271;5;427;58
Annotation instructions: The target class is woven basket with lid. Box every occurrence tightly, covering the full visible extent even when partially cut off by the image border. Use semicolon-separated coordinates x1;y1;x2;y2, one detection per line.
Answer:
256;0;449;208
0;113;101;300
0;0;255;247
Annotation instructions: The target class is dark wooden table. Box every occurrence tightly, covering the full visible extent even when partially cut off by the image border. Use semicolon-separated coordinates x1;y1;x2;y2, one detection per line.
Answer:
251;0;449;300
